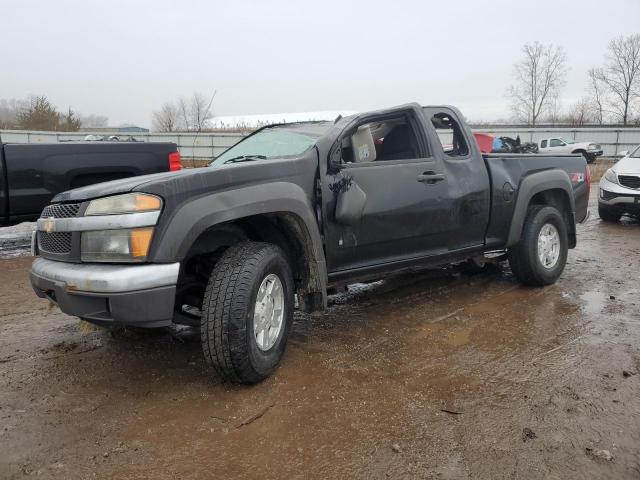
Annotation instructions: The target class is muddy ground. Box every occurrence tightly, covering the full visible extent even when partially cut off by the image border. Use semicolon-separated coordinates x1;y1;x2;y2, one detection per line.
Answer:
1;187;639;480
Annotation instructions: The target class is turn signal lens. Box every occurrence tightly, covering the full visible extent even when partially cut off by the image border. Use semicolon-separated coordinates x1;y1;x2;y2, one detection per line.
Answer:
135;194;161;211
81;227;155;262
130;228;154;258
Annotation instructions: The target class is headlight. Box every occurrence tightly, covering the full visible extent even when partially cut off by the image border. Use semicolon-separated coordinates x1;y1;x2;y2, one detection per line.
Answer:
603;169;618;184
85;193;162;216
81;228;154;262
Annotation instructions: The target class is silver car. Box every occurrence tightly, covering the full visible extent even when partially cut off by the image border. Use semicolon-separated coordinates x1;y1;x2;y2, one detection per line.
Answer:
599;147;640;221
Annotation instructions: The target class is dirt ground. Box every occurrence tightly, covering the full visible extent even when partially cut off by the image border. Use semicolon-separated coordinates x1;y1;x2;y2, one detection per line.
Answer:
1;186;639;480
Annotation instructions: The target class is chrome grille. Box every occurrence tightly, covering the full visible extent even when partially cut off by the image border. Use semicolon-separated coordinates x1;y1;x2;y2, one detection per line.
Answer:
38;231;72;254
40;203;81;219
618;175;640;189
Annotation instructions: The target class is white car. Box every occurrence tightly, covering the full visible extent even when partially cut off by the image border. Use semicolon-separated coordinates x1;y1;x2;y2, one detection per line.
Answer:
538;137;603;164
598;146;640;221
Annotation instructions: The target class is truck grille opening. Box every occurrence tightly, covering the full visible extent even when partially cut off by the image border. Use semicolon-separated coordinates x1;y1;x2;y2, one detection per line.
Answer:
40;203;81;218
38;231;72;254
618;175;640;189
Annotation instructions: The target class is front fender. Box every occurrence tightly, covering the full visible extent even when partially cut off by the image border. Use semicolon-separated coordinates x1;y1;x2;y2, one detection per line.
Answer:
150;181;325;264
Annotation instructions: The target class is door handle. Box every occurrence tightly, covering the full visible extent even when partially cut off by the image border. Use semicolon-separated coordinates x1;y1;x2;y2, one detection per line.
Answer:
417;172;445;184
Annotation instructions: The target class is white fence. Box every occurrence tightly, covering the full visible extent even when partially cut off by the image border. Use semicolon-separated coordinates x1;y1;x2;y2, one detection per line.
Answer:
2;127;640;159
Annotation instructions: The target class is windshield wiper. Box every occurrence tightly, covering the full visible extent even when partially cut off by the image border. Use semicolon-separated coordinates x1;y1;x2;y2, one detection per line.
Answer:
223;155;267;164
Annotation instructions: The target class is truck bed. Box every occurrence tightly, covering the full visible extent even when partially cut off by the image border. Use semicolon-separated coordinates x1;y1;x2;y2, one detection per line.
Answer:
0;142;178;225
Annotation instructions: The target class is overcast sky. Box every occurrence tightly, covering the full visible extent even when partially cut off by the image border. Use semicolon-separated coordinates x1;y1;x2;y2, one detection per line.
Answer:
2;0;639;127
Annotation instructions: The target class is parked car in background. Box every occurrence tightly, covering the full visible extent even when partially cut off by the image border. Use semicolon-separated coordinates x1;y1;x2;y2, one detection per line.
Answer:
538;137;602;163
0;141;181;226
598;145;640;221
31;103;590;384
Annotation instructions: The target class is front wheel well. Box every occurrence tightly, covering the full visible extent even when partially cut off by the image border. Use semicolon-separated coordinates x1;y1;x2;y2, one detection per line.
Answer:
175;213;324;320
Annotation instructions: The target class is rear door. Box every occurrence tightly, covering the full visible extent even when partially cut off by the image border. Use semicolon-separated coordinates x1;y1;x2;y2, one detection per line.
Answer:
421;106;491;251
322;107;453;273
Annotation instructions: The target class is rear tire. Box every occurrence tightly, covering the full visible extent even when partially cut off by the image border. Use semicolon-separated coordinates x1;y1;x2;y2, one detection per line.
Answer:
201;242;294;384
508;205;568;287
598;204;621;223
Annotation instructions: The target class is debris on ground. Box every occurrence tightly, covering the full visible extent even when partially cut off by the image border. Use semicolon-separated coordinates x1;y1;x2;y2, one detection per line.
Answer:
391;444;402;453
440;408;463;415
586;448;613;461
236;403;275;428
522;428;537;442
622;370;636;378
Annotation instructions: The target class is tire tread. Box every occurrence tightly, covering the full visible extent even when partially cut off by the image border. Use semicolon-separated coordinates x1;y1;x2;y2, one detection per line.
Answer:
508;205;568;287
201;242;290;383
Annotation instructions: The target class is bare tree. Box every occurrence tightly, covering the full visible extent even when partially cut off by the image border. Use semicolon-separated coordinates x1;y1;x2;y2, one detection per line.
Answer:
587;68;607;124
591;34;640;125
508;42;568;126
152;102;180;132
154;92;215;132
189;92;215;131
0;98;29;129
565;98;594;126
177;97;190;131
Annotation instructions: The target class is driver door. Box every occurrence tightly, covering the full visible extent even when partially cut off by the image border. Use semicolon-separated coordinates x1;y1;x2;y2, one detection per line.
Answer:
322;110;452;273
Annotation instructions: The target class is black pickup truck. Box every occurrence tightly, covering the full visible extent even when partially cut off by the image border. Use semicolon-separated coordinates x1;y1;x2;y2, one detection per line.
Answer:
30;104;589;383
0;141;180;226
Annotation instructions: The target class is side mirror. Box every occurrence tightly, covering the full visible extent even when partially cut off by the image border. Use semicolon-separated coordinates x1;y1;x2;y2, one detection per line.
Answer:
617;150;629;157
334;178;367;225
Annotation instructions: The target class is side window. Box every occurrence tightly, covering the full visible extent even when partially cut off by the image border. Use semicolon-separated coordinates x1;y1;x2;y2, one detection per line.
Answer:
549;139;563;147
341;118;420;163
430;112;469;157
541;139;548;148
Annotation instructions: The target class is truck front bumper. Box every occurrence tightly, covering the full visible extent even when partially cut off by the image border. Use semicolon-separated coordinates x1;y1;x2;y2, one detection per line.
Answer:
30;258;180;327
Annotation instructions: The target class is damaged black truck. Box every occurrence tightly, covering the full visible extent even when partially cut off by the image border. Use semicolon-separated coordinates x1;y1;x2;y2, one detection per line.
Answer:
30;104;590;383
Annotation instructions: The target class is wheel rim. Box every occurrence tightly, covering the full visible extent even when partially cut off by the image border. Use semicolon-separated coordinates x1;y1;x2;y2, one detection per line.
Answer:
537;223;561;269
253;273;285;351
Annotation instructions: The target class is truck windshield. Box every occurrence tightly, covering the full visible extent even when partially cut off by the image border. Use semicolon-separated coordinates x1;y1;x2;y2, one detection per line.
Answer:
630;145;640;158
210;124;328;166
560;138;575;144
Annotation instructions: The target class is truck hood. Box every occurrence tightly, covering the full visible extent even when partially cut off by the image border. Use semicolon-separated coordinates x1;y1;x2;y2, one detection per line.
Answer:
53;170;197;202
52;155;318;204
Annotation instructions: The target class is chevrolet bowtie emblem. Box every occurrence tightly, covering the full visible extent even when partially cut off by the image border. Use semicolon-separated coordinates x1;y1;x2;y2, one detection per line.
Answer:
43;217;55;233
